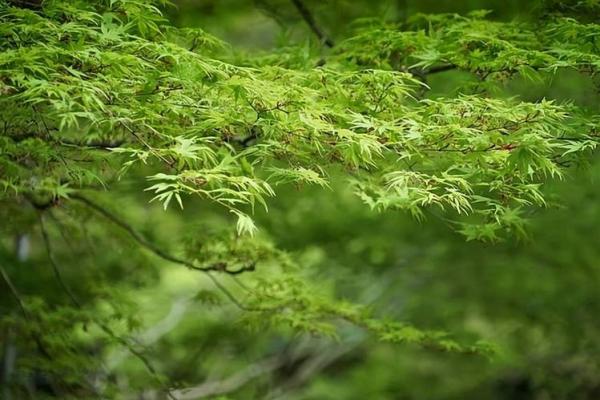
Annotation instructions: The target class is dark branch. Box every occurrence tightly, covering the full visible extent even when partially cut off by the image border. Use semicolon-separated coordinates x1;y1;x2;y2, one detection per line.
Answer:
58;138;126;150
70;194;258;312
7;0;42;10
290;0;335;48
424;64;457;74
70;194;255;276
405;64;457;84
0;264;29;320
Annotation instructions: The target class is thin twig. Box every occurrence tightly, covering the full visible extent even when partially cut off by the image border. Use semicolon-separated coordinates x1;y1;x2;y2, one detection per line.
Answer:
204;272;251;311
118;121;176;168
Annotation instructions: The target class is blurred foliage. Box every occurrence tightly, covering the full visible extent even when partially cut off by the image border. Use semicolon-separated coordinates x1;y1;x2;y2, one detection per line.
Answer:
2;0;600;399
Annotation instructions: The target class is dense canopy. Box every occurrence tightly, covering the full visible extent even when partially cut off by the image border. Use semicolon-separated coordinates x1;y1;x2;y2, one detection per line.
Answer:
1;0;600;398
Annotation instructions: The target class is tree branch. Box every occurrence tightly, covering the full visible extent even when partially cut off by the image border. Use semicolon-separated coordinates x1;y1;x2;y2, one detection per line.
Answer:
57;138;126;150
70;194;254;276
38;215;176;399
70;194;256;311
0;264;29;320
404;64;457;87
107;297;190;371
290;0;334;48
424;64;457;74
